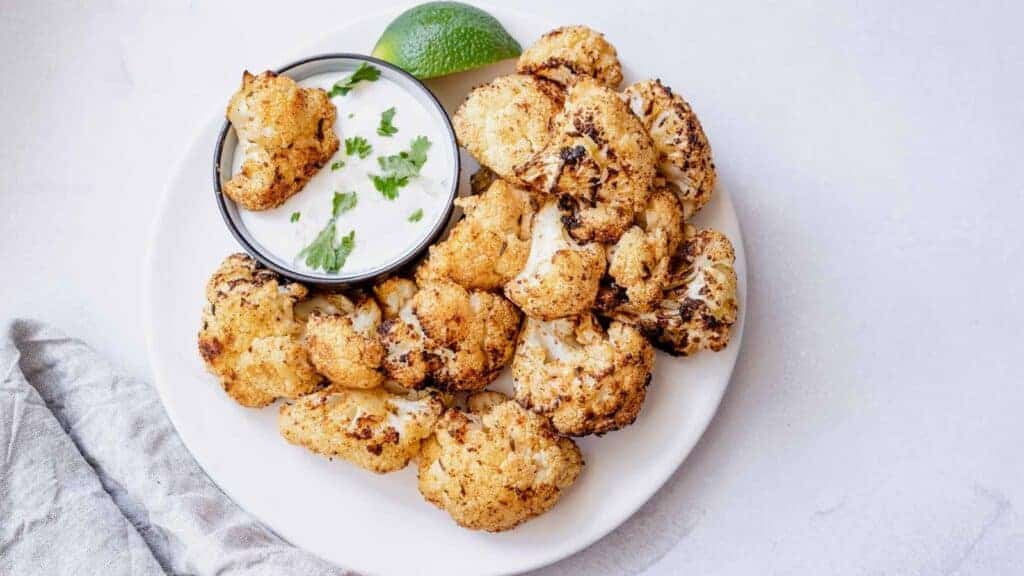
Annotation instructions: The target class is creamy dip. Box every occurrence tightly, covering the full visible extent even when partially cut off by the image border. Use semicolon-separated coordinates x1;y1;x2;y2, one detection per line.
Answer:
233;68;454;276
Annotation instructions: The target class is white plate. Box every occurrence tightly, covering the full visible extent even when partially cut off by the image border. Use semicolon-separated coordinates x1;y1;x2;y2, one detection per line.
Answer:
144;5;747;576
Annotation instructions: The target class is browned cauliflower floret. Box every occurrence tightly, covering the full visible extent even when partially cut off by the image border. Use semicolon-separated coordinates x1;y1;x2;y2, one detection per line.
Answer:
198;253;320;407
418;391;583;531
453;74;564;186
517;25;623;88
298;292;384;389
624;79;716;219
373;276;418;320
224;71;339;210
515;78;656;243
279;386;445;474
505;200;605;320
380;280;522;391
606;184;686;312
513;314;654;436
416;179;533;290
598;226;738;355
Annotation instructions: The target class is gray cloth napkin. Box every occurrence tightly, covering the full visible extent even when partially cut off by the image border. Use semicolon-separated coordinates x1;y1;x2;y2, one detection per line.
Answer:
0;319;348;576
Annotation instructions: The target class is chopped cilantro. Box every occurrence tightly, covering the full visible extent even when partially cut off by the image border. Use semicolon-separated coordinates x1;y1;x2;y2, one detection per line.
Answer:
332;191;358;215
371;174;408;200
297;192;358;273
290;211;301;223
377;107;398;136
408;208;424;223
331;160;345;171
348;113;354;119
345;136;372;159
329;63;381;97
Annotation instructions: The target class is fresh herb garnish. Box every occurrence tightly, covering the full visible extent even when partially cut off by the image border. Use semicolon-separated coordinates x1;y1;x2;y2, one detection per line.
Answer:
290;211;301;223
377;107;398;136
372;174;408;200
368;136;431;200
331;160;345;171
408;208;424;222
329;63;381;97
347;113;354;119
296;192;358;273
345;136;372;159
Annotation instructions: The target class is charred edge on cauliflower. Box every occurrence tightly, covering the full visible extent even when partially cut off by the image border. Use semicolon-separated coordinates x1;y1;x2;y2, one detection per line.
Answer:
517;25;624;89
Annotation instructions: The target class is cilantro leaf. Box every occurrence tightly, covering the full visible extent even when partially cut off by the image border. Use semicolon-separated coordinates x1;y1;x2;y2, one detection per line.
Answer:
329;63;381;97
377;136;431;178
408;208;424;223
290;211;301;223
297;221;356;273
331;160;345;171
332;191;358;216
377;107;398;137
372;174;408;200
345;136;372;159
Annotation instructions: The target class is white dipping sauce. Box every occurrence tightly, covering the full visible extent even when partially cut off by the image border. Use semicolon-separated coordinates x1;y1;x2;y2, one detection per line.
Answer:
233;70;453;275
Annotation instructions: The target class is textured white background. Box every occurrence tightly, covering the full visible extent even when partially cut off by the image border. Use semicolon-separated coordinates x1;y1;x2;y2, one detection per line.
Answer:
2;1;1023;574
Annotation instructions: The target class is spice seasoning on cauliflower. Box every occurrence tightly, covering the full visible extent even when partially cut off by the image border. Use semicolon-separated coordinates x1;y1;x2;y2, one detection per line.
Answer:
418;391;583;531
513;314;654;436
198;253;321;407
279;386;445;474
505;200;605;320
380;279;522;391
517;25;623;89
224;71;339;210
624;79;716;220
416;179;534;290
299;292;385;389
598;225;738;356
515;78;656;243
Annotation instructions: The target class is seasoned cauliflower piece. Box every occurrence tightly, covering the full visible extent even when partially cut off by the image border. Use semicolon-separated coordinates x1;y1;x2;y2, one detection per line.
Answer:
380;280;522;391
373;276;418;320
515;78;656;242
607;184;685;312
416;179;533;290
224;71;339;210
300;292;385;389
624;79;716;219
505;200;605;320
453;74;564;185
418;391;583;531
279;386;445;474
598;226;738;355
517;25;623;88
513;314;654;436
198;253;320;407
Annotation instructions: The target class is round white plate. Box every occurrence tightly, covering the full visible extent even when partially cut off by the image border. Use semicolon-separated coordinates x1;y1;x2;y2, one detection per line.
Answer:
144;5;747;576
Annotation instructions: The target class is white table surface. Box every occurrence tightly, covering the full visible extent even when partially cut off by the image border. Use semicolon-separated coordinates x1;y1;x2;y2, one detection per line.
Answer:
3;1;1023;574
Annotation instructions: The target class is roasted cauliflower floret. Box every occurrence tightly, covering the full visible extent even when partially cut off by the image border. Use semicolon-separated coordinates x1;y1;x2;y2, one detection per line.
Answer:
416;179;533;290
505;200;605;320
198;253;320;407
224;71;339;210
606;185;685;312
380;280;522;391
513;314;654;436
373;276;418;320
517;25;623;88
624;79;716;219
598;226;738;355
299;293;384;389
515;78;656;243
453;74;564;185
418;391;583;531
279;386;445;474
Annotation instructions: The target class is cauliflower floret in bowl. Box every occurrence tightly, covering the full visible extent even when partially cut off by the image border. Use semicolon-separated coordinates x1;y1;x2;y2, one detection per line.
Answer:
418;391;583;532
198;253;321;407
513;313;654;436
517;25;623;89
297;292;385;389
598;225;739;355
416;179;534;291
505;200;606;320
279;385;445;474
380;279;522;391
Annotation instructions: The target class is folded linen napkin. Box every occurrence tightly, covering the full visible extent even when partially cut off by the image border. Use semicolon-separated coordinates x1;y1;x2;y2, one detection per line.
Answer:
0;319;347;576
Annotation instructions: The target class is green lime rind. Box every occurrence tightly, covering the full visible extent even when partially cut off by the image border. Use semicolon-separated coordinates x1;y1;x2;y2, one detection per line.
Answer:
372;2;522;79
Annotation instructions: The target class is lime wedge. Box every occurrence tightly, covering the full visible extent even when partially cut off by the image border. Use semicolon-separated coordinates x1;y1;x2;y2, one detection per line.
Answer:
372;2;521;79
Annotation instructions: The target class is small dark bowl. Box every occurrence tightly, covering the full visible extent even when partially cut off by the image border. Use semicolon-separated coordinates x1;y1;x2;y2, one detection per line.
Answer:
213;53;460;287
